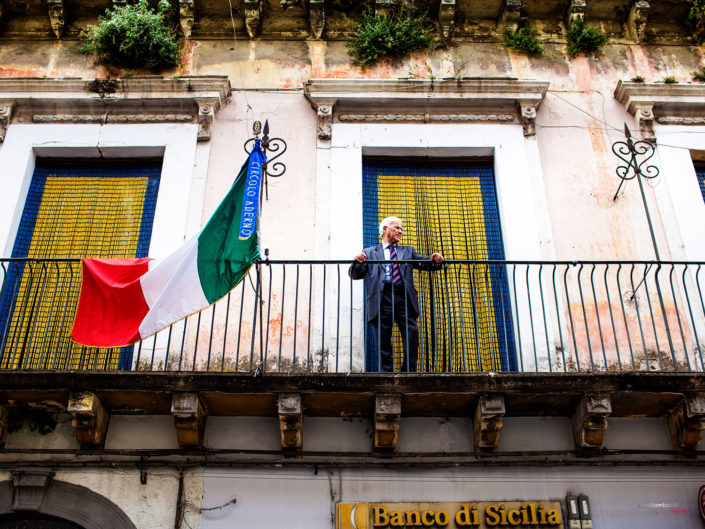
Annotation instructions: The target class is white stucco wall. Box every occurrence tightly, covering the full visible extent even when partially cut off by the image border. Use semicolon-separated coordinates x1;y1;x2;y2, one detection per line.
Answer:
199;466;705;529
0;122;204;259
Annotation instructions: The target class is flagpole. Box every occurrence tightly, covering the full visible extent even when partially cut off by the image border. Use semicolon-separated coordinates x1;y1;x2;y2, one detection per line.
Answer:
244;119;288;373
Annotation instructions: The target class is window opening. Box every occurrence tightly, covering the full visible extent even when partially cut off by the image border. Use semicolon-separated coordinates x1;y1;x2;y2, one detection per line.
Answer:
362;159;516;372
0;160;161;370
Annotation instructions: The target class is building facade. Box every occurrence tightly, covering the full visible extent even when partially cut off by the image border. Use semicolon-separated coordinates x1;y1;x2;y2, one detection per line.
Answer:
0;0;704;527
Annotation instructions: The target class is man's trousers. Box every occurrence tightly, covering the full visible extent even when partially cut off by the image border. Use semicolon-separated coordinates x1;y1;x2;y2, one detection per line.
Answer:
369;282;419;372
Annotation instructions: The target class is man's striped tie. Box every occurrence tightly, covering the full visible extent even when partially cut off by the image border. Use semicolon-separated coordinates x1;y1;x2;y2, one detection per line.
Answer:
389;245;402;285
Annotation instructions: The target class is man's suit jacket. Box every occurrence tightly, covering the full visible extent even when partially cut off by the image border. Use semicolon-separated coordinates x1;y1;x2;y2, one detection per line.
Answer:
349;244;440;322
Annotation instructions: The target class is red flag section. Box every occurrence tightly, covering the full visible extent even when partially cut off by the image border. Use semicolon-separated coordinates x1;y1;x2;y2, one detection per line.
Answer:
71;258;152;348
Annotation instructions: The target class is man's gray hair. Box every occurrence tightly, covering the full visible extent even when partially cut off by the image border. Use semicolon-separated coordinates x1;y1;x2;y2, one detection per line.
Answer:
379;216;401;237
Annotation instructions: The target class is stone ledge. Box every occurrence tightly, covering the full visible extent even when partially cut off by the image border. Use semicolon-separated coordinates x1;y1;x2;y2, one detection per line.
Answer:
0;76;231;141
0;371;702;419
304;77;549;138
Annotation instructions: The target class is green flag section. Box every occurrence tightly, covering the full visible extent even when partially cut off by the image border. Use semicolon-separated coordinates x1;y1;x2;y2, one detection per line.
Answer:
71;142;266;347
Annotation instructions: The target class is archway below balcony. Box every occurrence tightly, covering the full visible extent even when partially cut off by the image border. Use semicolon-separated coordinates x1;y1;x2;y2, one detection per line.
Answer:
0;470;137;529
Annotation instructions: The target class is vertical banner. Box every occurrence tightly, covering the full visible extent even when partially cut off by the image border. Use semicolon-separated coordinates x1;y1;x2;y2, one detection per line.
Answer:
239;139;265;240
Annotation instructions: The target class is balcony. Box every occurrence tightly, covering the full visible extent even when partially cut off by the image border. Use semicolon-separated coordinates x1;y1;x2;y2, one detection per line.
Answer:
1;257;704;375
0;257;703;456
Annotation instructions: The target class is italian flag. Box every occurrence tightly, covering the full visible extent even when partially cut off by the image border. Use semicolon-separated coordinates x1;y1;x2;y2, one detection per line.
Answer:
71;143;266;347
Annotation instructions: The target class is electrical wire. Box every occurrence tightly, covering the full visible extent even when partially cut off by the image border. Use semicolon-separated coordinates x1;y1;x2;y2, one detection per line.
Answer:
226;0;255;132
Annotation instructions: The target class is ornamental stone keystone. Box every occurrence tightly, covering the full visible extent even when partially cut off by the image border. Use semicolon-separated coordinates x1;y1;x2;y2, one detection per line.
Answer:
11;469;55;511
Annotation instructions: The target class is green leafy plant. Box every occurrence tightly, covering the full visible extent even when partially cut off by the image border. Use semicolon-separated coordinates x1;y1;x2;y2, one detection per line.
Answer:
347;10;433;68
630;75;645;82
8;402;58;435
693;67;705;82
566;19;608;57
81;0;181;71
663;76;678;84
686;0;705;24
505;26;543;55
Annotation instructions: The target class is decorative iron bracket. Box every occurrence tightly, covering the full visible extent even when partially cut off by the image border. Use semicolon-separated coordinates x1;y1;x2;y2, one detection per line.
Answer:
244;119;288;200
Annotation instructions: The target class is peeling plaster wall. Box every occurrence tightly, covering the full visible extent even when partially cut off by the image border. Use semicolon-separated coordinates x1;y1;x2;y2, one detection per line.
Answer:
1;40;705;261
54;469;181;529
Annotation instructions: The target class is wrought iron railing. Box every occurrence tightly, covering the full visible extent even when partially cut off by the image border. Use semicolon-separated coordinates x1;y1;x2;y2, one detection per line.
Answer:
0;258;704;374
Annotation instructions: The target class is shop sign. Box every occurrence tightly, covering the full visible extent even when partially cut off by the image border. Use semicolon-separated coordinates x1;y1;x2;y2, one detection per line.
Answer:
337;501;563;529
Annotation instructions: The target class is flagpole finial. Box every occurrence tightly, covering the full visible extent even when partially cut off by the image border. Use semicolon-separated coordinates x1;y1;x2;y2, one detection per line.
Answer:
624;123;631;139
243;120;287;200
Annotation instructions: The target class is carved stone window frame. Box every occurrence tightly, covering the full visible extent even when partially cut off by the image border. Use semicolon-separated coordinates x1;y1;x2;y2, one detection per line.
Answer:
614;81;705;143
304;78;550;140
0;76;231;143
0;76;231;260
615;80;705;262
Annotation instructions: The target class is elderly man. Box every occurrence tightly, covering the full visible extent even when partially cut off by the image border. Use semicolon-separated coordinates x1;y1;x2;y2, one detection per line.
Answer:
349;216;444;372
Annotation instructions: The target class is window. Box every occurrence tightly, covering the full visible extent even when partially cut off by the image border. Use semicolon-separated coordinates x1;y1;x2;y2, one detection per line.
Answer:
362;159;516;372
0;160;161;370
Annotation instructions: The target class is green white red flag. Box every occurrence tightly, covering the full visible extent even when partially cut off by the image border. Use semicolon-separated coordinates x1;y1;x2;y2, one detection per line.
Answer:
71;142;266;347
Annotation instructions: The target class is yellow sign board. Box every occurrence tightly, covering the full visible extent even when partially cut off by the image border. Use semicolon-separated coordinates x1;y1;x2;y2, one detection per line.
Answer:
337;501;563;529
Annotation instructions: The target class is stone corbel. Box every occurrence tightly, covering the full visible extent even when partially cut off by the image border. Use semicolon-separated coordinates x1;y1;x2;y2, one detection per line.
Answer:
374;394;401;451
571;394;611;451
502;0;522;33
47;0;64;39
278;393;303;450
67;392;109;448
244;0;262;39
375;0;395;17
112;0;127;6
0;103;12;143
438;0;455;38
668;393;705;452
196;100;215;142
520;104;537;137
635;105;655;143
309;0;325;39
316;104;333;140
171;392;206;448
11;470;55;511
473;393;505;453
179;0;195;39
565;0;586;27
627;0;649;42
